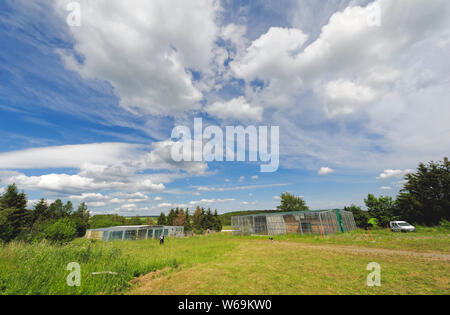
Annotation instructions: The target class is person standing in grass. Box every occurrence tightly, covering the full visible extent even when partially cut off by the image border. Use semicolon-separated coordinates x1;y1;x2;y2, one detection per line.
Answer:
160;234;164;245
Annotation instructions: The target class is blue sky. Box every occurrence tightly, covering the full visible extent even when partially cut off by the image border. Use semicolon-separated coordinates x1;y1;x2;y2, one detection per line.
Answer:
0;0;449;215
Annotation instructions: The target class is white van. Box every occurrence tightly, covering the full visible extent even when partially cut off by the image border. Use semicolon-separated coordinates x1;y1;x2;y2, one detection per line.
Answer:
389;221;416;233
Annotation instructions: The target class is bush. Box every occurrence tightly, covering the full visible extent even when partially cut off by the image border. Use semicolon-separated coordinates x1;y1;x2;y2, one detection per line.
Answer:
44;218;77;243
439;219;450;230
368;218;378;228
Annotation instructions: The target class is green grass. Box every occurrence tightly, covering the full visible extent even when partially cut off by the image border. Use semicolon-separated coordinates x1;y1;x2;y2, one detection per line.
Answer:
131;240;449;295
0;228;448;295
0;235;238;295
262;226;450;253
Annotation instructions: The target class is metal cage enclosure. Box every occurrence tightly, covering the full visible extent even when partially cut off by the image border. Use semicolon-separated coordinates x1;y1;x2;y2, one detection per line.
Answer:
231;210;356;236
85;225;185;241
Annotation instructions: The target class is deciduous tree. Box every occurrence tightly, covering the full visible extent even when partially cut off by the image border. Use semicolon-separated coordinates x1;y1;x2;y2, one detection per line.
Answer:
276;192;309;212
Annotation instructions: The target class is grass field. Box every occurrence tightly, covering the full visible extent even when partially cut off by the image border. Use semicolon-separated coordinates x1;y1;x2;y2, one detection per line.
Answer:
0;227;448;295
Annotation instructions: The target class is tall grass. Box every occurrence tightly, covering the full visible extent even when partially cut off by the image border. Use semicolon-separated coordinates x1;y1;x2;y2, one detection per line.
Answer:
0;234;238;295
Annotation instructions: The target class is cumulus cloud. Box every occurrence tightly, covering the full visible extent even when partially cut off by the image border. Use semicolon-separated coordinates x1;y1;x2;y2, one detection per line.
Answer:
205;97;263;122
232;27;308;83
228;0;450;173
230;0;450;118
69;193;108;201
231;27;308;110
0;141;210;195
377;169;414;180
54;0;221;116
318;167;335;176
322;79;379;116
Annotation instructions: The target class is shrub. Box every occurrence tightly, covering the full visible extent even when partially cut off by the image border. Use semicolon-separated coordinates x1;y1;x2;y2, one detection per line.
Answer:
368;218;378;228
439;219;450;230
44;218;77;243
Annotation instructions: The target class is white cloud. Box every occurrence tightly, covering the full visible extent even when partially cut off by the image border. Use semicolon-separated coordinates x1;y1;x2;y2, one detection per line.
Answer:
273;196;281;201
189;198;235;206
322;79;379;116
221;24;248;59
379;186;392;190
195;183;290;192
205;97;263;122
0;143;140;169
54;0;221;116
232;2;401;115
0;141;210;195
154;196;163;201
121;204;137;210
377;169;414;180
127;198;148;203
110;198;125;204
157;203;173;208
231;27;308;110
87;201;106;208
3;173;107;193
144;140;208;175
239;176;245;182
318;167;335;176
251;175;259;180
69;193;107;201
232;27;308;84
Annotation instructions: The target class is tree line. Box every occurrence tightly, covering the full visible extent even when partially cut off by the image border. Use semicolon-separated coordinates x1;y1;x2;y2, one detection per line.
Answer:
157;206;222;234
345;157;449;228
0;185;90;243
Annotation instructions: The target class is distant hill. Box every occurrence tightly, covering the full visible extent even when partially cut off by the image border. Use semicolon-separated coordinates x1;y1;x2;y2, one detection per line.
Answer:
219;210;279;226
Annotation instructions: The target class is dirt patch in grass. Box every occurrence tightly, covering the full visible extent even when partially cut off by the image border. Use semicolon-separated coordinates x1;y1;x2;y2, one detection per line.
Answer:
277;241;450;261
130;267;172;286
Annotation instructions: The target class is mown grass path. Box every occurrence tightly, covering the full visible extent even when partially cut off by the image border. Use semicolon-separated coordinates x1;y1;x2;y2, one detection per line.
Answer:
128;239;450;295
